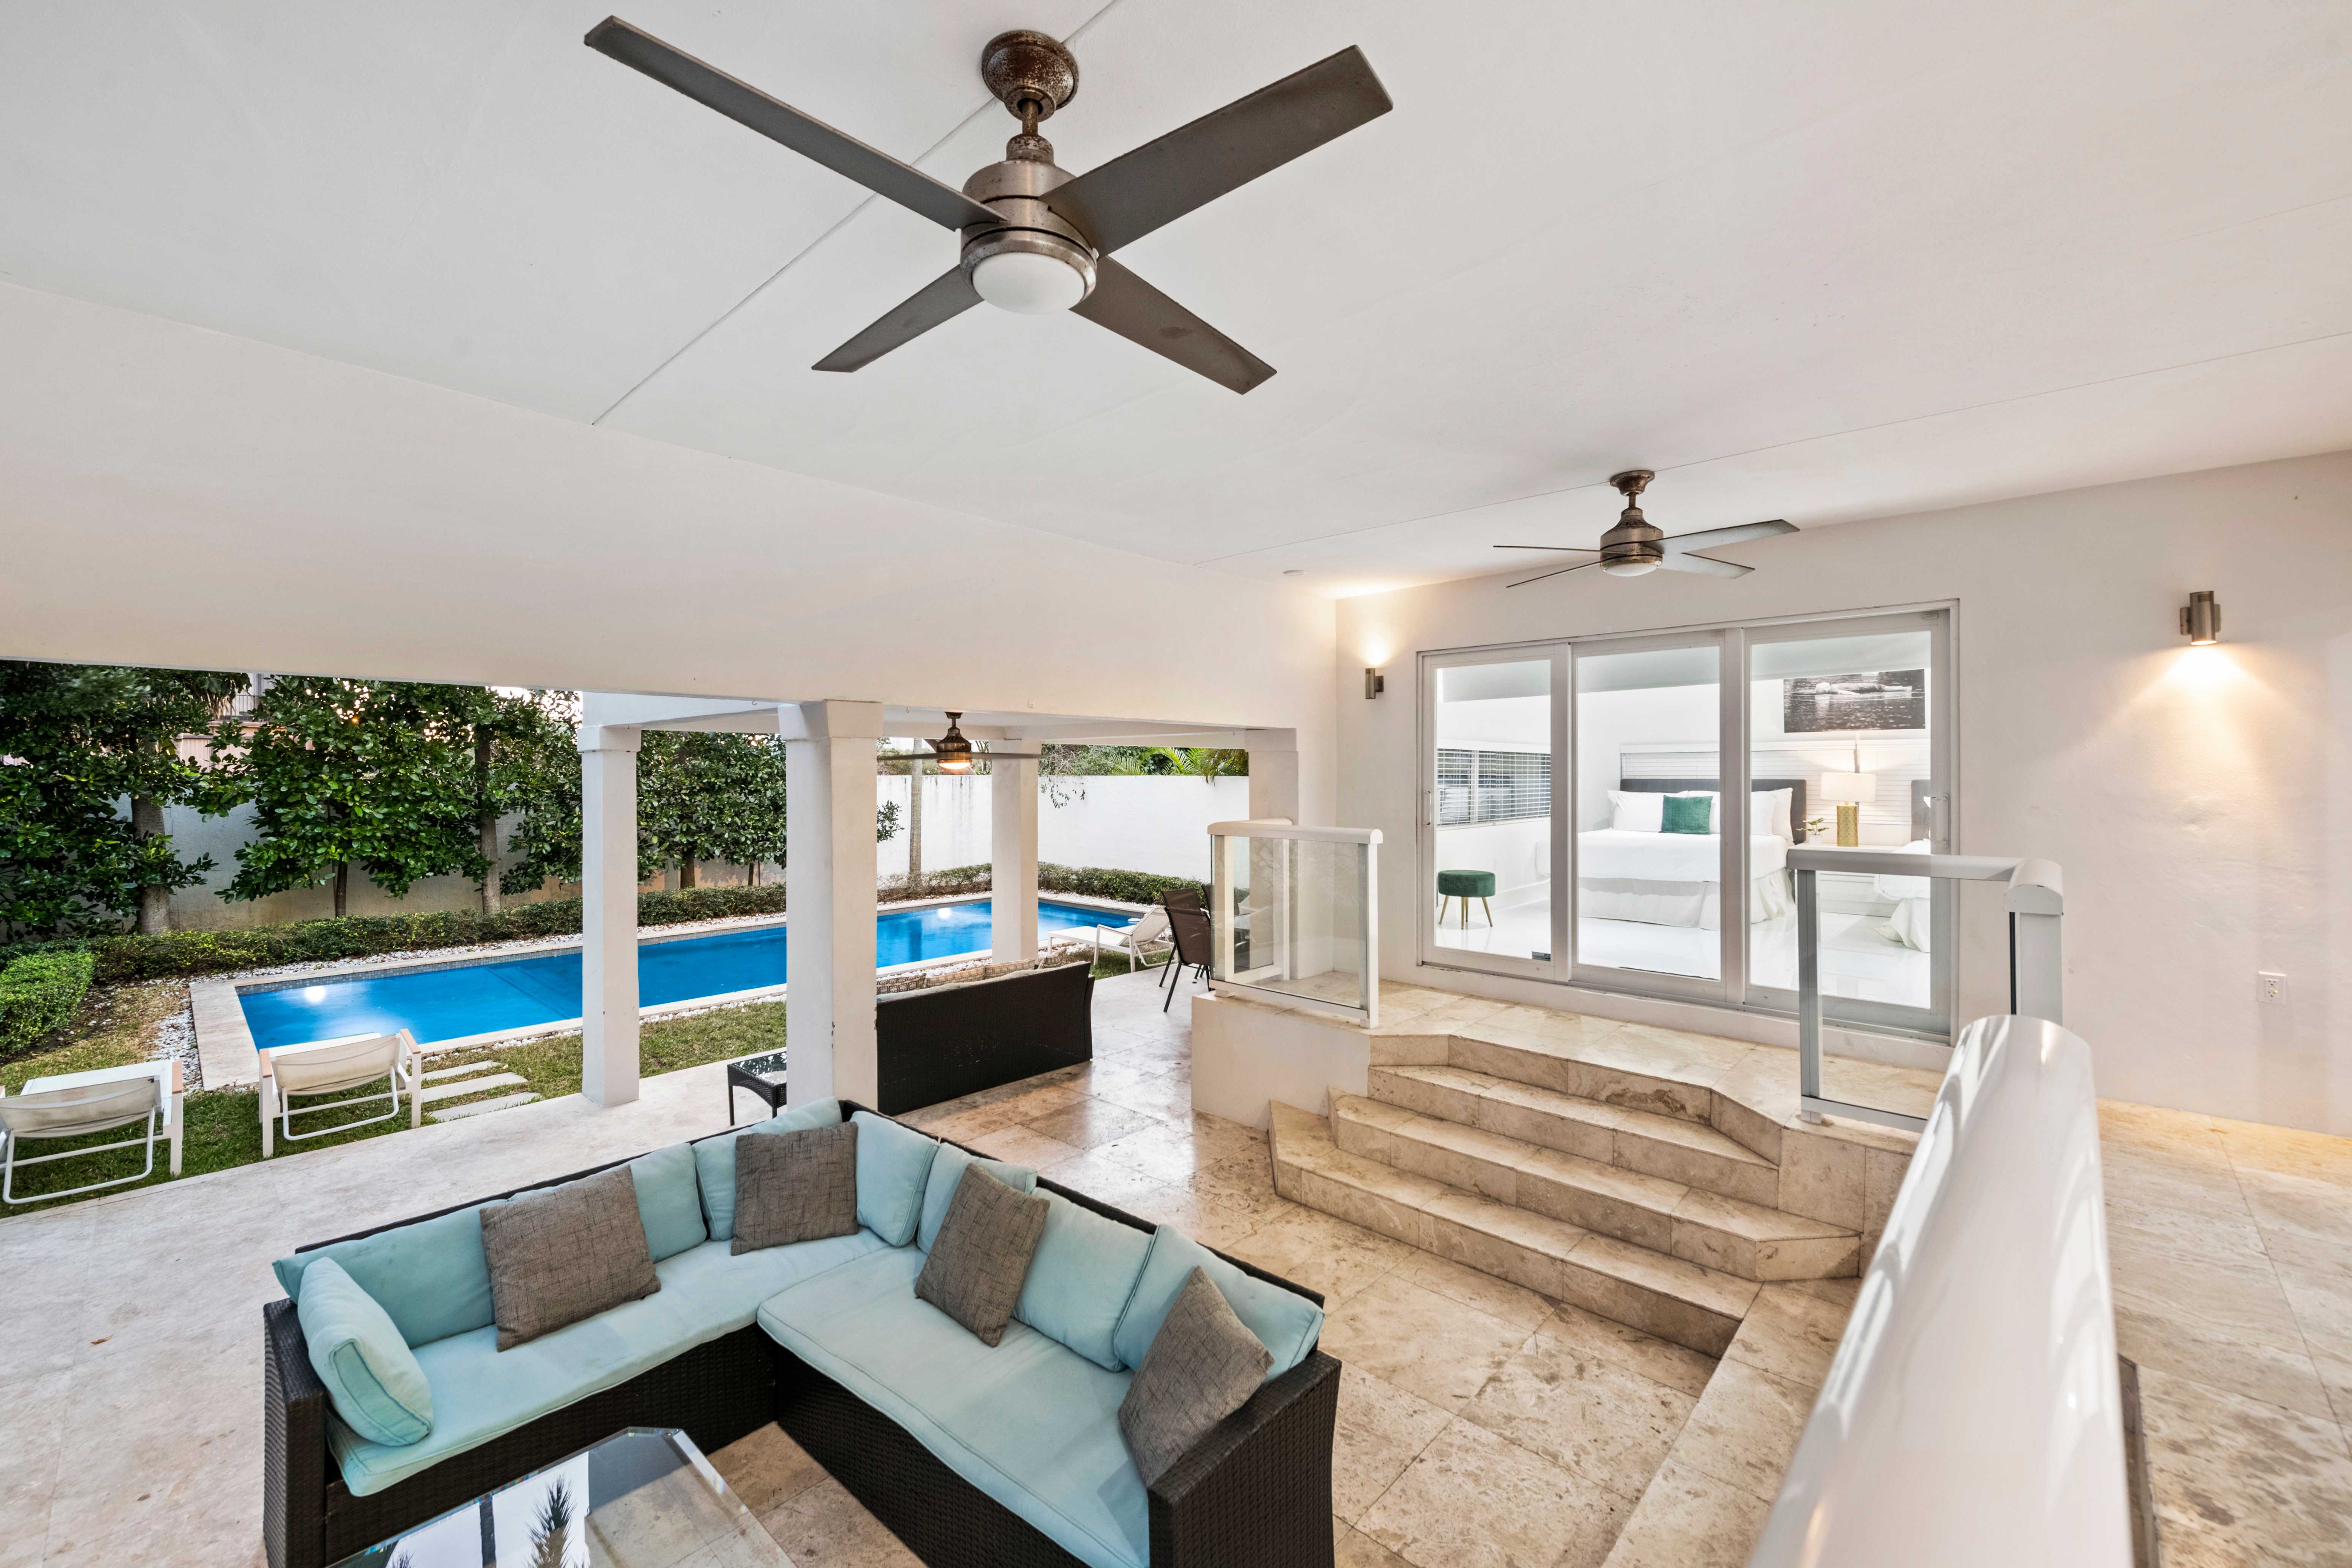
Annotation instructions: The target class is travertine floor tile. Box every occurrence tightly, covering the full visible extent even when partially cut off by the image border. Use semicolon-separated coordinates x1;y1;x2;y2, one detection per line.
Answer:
964;1124;1084;1170
1723;1279;1857;1389
1320;1275;1539;1412
1025;1096;1157;1151
1360;1418;1629;1568
1666;1358;1815;1503
1232;1207;1414;1308
1034;1150;1167;1209
1600;1459;1771;1568
1461;1317;1700;1503
1389;1250;1555;1330
1332;1366;1454;1522
1537;1302;1717;1400
1334;1516;1413;1568
758;1477;921;1568
2138;1365;2352;1566
710;1423;828;1515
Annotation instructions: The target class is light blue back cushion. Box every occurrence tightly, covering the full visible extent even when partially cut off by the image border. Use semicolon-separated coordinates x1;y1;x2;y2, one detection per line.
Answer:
1013;1192;1153;1371
296;1258;434;1446
851;1111;940;1247
695;1098;842;1242
273;1205;493;1348
918;1142;1038;1252
1111;1227;1323;1378
629;1142;707;1262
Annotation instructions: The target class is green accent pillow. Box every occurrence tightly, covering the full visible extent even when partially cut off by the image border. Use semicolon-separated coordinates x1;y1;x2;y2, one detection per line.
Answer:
296;1258;434;1446
1661;794;1713;834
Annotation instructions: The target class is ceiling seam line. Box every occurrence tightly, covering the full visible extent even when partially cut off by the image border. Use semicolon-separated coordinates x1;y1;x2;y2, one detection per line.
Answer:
590;0;1134;428
1185;322;2352;565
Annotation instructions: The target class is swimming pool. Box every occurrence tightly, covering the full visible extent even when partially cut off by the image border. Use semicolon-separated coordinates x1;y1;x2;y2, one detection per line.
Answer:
238;898;1133;1050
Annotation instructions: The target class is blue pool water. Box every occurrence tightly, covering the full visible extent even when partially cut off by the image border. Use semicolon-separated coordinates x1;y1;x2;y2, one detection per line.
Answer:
239;899;1132;1049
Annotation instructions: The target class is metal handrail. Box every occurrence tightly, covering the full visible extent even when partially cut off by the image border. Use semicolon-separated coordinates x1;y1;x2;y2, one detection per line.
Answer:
1792;847;2064;1131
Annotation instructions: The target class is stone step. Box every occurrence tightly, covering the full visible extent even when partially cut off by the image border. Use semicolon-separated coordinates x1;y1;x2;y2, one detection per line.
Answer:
427;1091;541;1123
1331;1094;1856;1282
418;1072;528;1105
1269;1103;1758;1356
1444;1021;1728;1127
1369;1064;1781;1208
422;1059;503;1083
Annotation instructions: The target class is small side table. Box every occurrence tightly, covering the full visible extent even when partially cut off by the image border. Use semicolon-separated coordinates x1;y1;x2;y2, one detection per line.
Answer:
726;1053;788;1125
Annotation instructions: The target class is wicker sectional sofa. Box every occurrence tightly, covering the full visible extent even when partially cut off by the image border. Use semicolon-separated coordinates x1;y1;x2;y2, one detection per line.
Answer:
262;1101;1339;1568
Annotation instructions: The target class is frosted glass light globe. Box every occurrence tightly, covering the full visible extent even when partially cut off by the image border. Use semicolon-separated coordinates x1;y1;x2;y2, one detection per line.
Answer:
1601;558;1660;577
971;249;1087;314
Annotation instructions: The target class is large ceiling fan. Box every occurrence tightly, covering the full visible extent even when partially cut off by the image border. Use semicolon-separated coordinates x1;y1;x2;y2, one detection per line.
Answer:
876;714;1039;775
1496;471;1798;587
585;19;1392;393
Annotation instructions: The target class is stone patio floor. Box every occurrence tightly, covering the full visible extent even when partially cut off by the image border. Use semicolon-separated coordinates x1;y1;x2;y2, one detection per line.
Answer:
1;968;2347;1566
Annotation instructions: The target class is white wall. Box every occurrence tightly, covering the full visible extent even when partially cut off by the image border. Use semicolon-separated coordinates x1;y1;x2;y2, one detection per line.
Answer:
0;283;1336;826
873;774;1248;882
1341;450;2352;1136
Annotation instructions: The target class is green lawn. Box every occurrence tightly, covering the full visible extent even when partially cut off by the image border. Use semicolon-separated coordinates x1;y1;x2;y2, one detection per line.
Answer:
0;989;786;1214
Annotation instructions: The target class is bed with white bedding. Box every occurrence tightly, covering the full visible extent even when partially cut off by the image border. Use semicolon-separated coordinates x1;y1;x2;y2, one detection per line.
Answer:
1577;779;1807;929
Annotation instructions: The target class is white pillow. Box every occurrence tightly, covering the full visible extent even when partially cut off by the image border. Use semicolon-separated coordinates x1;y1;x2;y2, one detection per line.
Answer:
1754;788;1793;842
1607;790;1663;832
1875;839;1935;901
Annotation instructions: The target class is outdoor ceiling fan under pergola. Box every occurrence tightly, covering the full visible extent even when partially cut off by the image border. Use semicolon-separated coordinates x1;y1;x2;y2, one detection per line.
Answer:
584;17;1392;393
876;713;1039;774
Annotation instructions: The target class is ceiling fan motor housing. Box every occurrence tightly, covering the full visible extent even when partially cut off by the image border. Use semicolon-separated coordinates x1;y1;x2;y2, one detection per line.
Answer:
960;149;1097;312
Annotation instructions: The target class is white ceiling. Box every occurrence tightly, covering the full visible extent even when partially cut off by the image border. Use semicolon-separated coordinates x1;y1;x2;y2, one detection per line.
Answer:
4;0;2347;597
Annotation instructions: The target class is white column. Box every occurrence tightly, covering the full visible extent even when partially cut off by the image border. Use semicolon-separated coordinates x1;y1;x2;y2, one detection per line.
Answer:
578;724;642;1108
991;755;1040;962
781;700;885;1106
1244;728;1301;824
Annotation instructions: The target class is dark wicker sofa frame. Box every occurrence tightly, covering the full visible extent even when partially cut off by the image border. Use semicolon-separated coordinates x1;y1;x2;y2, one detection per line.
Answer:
263;1105;1339;1568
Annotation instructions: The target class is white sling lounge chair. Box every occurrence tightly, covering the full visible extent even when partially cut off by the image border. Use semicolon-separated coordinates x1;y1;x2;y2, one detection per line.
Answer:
1071;907;1174;972
0;1060;184;1204
259;1030;420;1158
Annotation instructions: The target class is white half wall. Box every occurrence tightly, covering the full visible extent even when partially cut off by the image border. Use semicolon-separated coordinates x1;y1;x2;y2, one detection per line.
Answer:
1340;450;2352;1136
0;282;1335;824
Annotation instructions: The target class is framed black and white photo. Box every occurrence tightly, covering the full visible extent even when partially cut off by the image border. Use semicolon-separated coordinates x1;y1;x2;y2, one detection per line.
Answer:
1783;669;1927;733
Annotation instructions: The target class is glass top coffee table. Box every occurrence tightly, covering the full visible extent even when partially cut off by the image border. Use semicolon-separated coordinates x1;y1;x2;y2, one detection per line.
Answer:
329;1427;792;1567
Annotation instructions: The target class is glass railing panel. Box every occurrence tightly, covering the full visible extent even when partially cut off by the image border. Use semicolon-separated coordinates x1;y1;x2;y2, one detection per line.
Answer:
1207;822;1381;1024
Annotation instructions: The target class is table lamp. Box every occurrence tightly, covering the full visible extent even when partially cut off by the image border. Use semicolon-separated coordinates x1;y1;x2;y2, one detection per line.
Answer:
1819;754;1877;846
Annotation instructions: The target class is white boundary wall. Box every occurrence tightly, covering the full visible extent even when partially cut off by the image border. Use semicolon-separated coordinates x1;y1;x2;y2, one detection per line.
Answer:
876;775;1246;882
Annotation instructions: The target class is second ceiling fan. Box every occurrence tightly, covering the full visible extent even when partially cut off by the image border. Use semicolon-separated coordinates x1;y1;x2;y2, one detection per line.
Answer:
586;19;1392;393
1496;471;1798;587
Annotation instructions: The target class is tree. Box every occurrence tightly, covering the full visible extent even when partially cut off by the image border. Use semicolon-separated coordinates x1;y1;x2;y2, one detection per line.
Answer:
0;662;247;939
213;678;487;917
405;686;579;913
637;731;790;887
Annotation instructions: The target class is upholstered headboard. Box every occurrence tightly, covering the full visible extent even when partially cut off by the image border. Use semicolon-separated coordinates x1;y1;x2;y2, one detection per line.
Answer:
1617;776;1811;843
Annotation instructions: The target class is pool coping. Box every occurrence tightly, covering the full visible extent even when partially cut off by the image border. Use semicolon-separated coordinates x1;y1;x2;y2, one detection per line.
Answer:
191;892;1146;1089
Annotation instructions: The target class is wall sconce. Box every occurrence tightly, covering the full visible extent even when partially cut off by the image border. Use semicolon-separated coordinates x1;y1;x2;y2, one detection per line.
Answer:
2180;590;2221;645
1364;668;1385;699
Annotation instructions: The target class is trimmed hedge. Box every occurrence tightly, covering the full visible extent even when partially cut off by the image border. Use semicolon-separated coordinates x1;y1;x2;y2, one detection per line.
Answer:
0;949;97;1049
0;864;1207;986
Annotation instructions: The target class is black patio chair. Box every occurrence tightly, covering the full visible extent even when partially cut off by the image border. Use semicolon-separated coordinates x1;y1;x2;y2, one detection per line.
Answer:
1162;904;1215;1012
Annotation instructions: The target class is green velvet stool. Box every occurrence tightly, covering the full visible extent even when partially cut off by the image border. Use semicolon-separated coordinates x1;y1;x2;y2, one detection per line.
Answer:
1435;869;1496;928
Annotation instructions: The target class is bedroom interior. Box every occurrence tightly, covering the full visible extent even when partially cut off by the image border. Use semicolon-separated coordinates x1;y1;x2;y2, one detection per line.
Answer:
0;4;2347;1566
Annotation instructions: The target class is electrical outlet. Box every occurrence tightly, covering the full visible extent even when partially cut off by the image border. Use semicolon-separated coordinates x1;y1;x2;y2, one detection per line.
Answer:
2258;972;2288;1005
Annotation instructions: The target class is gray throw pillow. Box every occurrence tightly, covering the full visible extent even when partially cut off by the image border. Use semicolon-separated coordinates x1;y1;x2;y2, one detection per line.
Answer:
913;1165;1050;1347
1118;1267;1272;1484
733;1121;860;1254
478;1165;661;1351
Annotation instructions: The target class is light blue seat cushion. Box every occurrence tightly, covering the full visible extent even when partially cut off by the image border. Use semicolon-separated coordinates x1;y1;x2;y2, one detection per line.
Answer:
274;1205;493;1348
697;1098;842;1241
328;1229;886;1497
629;1142;708;1262
1112;1227;1323;1379
296;1258;433;1447
917;1142;1037;1252
1014;1192;1153;1371
850;1111;939;1246
759;1248;1146;1568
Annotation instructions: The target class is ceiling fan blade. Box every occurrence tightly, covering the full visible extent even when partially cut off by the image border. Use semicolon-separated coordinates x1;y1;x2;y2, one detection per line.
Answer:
1493;544;1603;554
1507;560;1608;588
585;17;1001;231
1044;46;1392;253
1657;552;1753;578
1071;257;1275;393
813;266;981;371
1661;519;1796;553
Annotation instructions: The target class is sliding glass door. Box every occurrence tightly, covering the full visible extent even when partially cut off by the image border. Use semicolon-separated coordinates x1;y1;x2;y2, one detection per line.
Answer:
1421;607;1954;1038
1743;611;1952;1035
1421;650;1563;978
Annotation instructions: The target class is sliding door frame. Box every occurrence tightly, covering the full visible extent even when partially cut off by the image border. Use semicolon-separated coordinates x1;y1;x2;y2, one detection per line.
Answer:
1415;601;1960;1038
